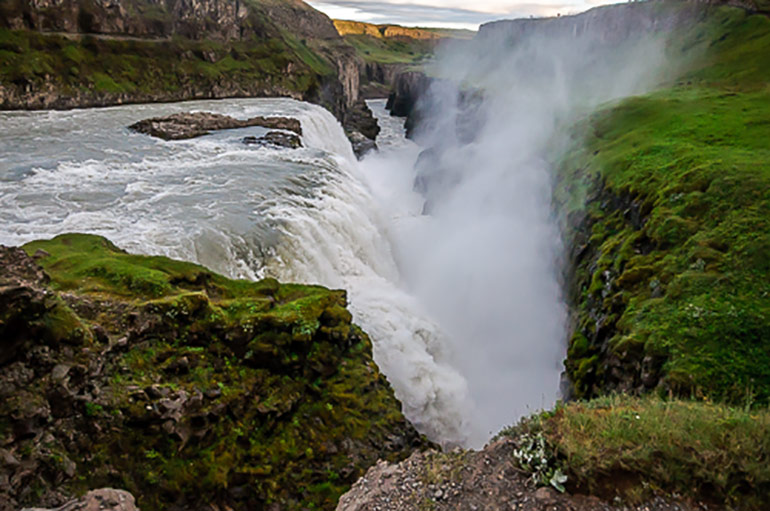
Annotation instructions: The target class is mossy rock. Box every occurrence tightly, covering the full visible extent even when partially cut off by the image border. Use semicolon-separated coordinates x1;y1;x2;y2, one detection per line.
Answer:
0;233;428;511
556;6;770;404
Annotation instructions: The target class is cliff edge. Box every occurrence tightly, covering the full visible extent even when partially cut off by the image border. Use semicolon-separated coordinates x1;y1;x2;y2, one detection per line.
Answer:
0;0;376;137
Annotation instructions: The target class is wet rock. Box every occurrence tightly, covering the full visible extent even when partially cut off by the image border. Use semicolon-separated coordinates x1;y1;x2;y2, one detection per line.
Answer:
129;112;302;141
242;131;303;149
347;130;377;159
386;71;431;118
344;99;380;140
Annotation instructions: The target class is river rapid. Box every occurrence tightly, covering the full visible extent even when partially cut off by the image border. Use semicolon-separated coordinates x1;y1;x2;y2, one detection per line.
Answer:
0;98;563;448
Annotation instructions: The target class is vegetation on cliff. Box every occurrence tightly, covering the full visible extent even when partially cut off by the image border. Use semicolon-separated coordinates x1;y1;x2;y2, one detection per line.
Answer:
556;5;770;404
0;233;427;511
0;0;363;123
501;395;770;508
502;4;770;506
0;27;322;103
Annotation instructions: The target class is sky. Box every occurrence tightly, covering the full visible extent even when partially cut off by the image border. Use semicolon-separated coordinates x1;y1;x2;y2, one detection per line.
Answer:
308;0;618;30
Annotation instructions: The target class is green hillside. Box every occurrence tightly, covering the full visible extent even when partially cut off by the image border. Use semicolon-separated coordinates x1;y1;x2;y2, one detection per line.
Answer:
523;4;770;506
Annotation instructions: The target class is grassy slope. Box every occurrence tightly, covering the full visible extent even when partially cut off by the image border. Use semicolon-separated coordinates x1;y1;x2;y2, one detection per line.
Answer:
501;395;770;507
519;5;770;507
0;29;320;98
341;33;433;65
557;5;770;404
3;233;424;510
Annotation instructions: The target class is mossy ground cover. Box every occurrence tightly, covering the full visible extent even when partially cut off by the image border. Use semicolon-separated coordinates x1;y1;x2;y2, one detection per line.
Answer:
0;233;426;510
541;7;770;505
502;396;770;508
556;5;770;405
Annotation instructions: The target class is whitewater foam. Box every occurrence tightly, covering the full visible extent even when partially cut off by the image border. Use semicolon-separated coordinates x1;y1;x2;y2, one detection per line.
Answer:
0;97;473;447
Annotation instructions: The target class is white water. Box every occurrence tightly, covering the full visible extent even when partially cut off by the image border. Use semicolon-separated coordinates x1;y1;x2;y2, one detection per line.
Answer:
0;97;473;446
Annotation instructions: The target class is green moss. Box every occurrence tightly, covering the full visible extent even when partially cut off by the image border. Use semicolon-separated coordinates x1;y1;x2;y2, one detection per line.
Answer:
10;233;425;511
557;7;770;403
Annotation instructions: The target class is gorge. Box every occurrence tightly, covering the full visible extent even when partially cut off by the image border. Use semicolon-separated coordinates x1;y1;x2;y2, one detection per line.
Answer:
1;0;770;509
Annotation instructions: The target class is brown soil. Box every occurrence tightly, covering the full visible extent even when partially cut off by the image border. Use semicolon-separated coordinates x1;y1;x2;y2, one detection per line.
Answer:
336;438;720;511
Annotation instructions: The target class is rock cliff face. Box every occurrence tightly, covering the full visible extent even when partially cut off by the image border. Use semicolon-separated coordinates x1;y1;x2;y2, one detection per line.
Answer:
0;234;428;511
385;71;430;118
1;0;252;40
0;0;377;140
333;20;443;40
475;0;757;44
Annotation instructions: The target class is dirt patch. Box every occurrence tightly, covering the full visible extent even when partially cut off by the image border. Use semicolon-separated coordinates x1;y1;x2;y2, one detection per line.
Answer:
336;439;718;511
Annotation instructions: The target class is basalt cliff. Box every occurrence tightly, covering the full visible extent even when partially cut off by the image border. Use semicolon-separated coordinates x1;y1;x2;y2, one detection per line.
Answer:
0;0;376;138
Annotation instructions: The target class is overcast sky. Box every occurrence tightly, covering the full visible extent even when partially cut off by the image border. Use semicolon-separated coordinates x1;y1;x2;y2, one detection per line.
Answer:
308;0;618;30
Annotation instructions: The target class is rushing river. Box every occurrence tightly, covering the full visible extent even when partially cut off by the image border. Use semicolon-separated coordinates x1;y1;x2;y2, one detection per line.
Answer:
0;98;477;446
1;96;573;447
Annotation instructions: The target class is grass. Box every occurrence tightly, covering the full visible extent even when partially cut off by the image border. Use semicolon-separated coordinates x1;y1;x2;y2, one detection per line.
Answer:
342;33;434;64
555;5;770;404
501;395;770;507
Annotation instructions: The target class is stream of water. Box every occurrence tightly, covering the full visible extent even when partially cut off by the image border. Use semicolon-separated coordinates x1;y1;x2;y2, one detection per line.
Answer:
0;98;565;447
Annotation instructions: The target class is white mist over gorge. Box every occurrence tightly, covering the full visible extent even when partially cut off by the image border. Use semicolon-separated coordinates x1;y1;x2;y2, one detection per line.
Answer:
0;5;680;449
352;5;676;446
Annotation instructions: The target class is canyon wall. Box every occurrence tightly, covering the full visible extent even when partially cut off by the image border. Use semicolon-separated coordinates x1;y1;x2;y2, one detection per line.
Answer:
0;0;374;135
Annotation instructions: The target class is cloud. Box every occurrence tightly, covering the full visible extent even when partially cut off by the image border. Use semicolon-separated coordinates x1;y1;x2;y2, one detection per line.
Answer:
308;0;609;29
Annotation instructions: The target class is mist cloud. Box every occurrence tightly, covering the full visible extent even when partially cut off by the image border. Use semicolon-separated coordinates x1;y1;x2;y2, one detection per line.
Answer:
360;6;673;446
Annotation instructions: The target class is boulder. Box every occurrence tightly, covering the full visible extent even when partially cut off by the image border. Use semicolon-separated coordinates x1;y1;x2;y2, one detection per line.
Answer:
242;131;303;149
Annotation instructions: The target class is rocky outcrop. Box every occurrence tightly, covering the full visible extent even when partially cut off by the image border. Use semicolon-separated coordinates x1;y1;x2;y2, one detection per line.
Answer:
346;131;377;159
336;438;705;511
128;112;302;140
242;131;303;149
359;61;406;99
2;0;293;41
0;234;428;511
385;71;431;119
